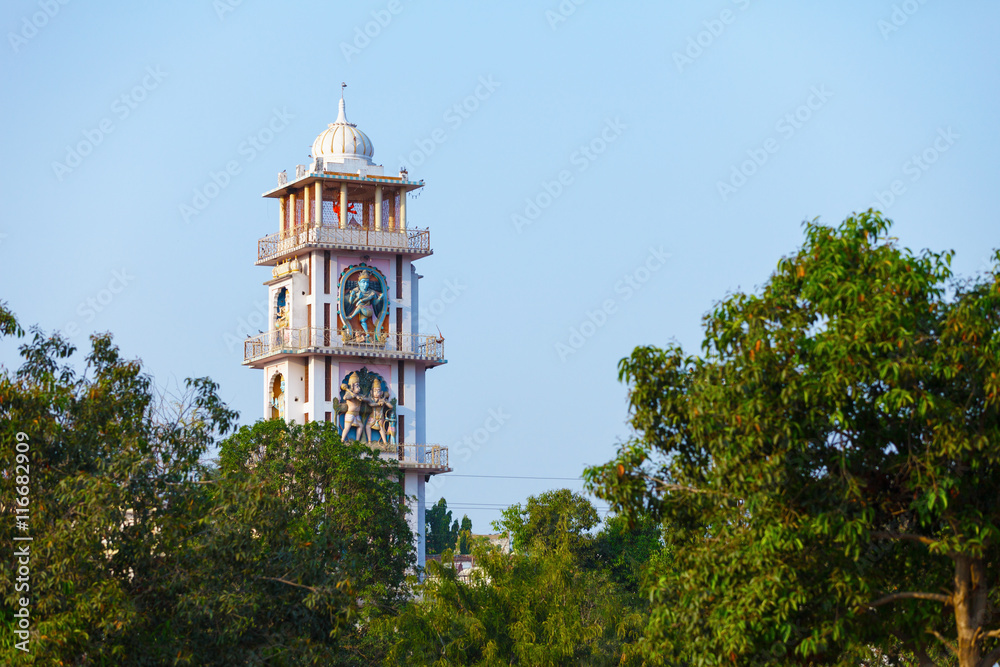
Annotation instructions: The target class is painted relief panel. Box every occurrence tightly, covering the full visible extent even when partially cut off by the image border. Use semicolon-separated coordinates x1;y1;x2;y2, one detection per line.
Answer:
333;367;396;450
338;264;389;343
274;286;289;329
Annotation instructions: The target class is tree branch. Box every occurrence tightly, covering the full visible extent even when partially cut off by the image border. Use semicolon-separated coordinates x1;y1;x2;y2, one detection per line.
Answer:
927;629;958;657
641;474;731;497
868;591;952;609
871;531;936;547
262;576;319;593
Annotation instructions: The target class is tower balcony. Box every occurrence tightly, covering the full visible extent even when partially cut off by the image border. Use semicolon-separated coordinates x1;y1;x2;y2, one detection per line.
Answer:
243;327;446;367
257;225;431;265
399;444;450;473
370;444;450;474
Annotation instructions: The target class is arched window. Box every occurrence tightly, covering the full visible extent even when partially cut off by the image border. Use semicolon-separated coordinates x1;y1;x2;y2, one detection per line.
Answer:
270;373;285;420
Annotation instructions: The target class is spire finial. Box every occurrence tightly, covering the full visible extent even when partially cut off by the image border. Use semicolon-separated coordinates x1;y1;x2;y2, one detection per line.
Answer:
336;82;349;124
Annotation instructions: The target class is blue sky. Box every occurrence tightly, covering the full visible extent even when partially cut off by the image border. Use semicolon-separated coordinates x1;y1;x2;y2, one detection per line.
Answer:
2;1;998;531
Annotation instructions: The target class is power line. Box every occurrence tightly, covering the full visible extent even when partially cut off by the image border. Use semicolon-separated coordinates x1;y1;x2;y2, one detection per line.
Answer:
445;502;611;509
445;474;585;481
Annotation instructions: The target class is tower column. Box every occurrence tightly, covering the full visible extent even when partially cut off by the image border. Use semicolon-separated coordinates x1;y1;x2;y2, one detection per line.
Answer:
404;473;426;570
289;192;297;230
278;196;287;239
314;182;323;227
387;190;396;231
400;190;407;232
304;186;311;227
339;183;348;229
374;185;383;231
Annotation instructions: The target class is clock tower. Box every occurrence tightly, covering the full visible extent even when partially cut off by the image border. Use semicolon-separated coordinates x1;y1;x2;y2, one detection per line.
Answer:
243;89;449;569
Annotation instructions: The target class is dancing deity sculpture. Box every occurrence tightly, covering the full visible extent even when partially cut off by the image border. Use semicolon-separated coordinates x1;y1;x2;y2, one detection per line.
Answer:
345;270;383;337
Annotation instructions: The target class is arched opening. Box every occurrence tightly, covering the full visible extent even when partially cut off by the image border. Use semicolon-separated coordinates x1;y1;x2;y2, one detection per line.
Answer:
270;373;285;420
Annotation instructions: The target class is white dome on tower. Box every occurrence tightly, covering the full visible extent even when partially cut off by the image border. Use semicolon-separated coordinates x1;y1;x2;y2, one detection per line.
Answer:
312;97;374;165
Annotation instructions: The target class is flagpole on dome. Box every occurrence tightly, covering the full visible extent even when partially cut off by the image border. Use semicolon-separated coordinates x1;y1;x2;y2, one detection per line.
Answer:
337;82;350;125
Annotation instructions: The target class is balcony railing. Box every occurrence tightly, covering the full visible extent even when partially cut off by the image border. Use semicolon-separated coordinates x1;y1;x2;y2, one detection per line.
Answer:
397;444;450;471
244;327;445;364
257;225;431;263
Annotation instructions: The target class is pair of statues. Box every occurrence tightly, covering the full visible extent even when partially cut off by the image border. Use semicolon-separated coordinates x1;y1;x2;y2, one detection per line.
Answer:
336;371;396;447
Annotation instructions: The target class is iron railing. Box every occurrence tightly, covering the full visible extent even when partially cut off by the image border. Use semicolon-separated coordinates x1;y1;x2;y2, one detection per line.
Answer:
397;444;449;470
257;225;431;263
244;327;445;363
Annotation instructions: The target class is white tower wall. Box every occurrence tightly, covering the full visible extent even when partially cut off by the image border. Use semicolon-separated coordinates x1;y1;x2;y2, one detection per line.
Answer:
244;95;449;572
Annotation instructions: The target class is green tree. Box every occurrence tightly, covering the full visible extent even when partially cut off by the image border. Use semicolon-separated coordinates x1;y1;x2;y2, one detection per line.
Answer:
493;488;599;556
426;497;456;555
377;489;656;664
592;513;664;596
457;514;473;555
0;305;414;664
376;532;646;666
587;212;1000;666
0;307;237;664
173;418;415;664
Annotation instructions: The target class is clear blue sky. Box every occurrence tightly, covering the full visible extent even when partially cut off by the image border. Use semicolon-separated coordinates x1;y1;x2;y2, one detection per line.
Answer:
2;1;998;531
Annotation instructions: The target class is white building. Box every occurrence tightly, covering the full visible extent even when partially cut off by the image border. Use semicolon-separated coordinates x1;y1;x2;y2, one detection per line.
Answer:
243;90;449;569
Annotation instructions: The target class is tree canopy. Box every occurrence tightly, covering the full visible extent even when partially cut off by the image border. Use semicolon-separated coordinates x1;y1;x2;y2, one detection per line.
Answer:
493;488;599;556
183;419;414;663
0;305;413;664
587;212;1000;666
426;498;473;555
0;307;236;663
380;491;649;666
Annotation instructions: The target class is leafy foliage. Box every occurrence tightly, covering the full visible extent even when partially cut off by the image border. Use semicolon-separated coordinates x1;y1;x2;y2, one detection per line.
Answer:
0;310;236;664
378;531;645;665
174;419;415;664
492;488;599;556
592;513;664;596
0;306;413;664
426;497;455;555
457;514;473;555
217;419;414;605
426;497;473;556
587;212;1000;666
